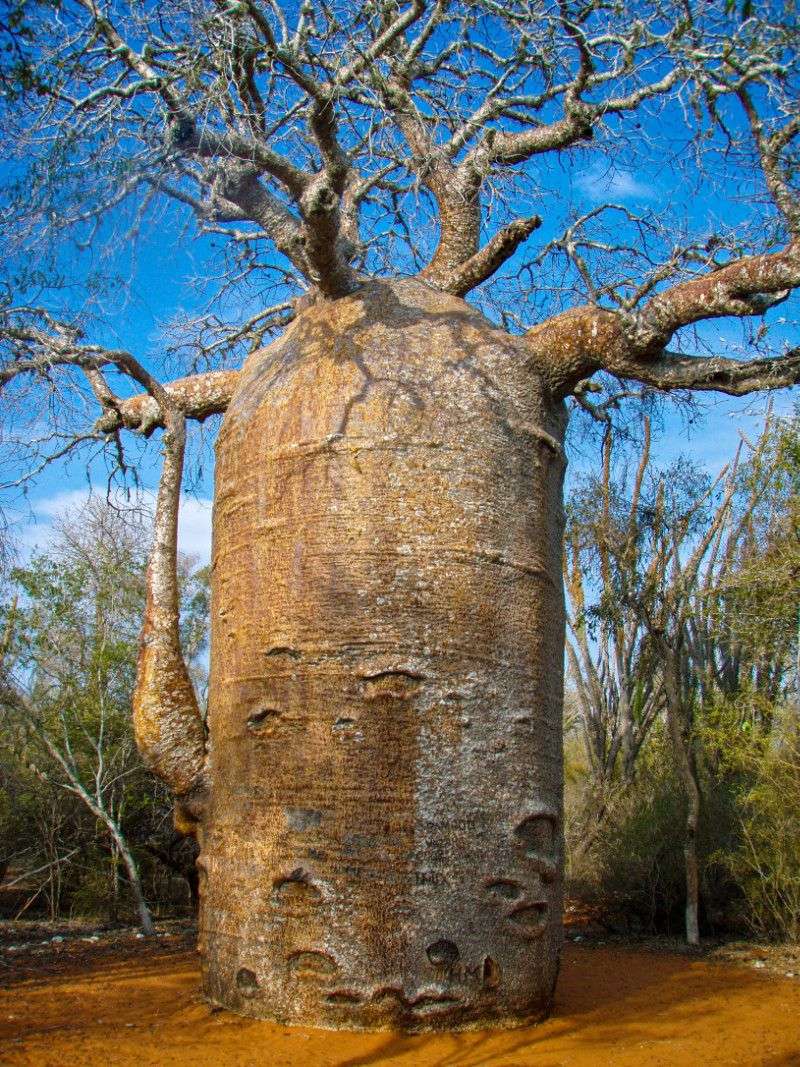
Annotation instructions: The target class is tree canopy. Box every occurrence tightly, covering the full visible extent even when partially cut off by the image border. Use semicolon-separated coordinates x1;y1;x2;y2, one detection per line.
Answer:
0;0;797;496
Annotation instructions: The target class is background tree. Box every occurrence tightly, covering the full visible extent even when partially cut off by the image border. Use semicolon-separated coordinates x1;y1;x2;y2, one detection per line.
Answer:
565;411;799;943
0;498;208;929
706;412;800;704
564;419;664;862
0;0;798;1031
701;409;800;941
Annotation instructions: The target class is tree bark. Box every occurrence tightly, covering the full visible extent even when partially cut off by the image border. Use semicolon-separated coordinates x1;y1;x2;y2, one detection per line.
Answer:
111;826;156;937
132;413;208;828
199;278;567;1030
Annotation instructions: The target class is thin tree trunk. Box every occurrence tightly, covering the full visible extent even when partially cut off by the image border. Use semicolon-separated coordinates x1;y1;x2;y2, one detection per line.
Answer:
662;649;701;947
36;731;156;936
91;796;154;935
682;753;701;947
112;831;155;936
109;839;121;924
48;867;56;922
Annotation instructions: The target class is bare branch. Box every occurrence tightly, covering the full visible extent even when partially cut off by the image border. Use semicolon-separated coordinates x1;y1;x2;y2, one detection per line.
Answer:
526;281;800;399
604;347;800;396
632;242;800;353
735;88;800;234
430;215;542;297
95;370;240;436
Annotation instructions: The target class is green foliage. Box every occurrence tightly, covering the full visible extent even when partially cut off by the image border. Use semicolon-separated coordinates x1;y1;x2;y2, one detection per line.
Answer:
731;741;800;942
725;0;754;20
567;720;757;935
565;411;800;941
715;414;800;693
0;499;207;921
0;0;61;101
567;729;686;932
704;694;800;941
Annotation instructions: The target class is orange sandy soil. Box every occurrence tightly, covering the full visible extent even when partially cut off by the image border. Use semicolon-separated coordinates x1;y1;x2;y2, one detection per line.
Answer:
1;928;798;1067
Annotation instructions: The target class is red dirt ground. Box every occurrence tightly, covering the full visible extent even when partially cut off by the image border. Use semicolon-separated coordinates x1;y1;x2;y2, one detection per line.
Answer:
1;927;798;1067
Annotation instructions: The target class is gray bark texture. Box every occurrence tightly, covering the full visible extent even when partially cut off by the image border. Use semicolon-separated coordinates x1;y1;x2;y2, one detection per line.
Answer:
661;645;702;948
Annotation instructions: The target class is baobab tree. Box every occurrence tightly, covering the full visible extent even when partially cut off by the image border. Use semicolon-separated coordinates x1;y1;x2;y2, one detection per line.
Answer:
0;0;799;1032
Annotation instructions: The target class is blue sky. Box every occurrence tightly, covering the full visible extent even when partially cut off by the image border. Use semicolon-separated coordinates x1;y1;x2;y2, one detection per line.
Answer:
3;40;798;565
13;149;795;567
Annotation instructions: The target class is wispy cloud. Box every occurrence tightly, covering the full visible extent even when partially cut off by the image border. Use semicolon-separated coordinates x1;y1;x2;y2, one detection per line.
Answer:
573;165;654;203
22;489;213;563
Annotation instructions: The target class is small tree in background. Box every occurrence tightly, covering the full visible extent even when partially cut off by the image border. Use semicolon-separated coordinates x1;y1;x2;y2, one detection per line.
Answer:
702;409;800;940
0;497;209;929
565;419;664;861
565;411;799;943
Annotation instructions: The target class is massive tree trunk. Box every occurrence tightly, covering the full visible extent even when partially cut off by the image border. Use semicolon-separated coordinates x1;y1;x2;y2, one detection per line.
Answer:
198;278;568;1030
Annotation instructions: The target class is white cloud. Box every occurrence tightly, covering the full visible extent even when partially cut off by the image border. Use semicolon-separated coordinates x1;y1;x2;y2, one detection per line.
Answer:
21;488;213;564
573;165;654;203
175;496;214;562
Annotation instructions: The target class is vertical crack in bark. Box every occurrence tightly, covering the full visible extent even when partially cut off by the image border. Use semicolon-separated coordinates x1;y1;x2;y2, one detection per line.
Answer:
132;412;208;834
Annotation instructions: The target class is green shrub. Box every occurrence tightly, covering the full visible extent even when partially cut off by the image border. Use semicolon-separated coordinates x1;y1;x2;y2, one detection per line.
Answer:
566;731;685;932
714;706;800;941
565;726;748;935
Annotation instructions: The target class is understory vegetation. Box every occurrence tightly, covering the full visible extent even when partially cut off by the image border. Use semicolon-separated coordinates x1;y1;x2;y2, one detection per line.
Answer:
565;409;800;943
0;501;208;929
0;411;798;943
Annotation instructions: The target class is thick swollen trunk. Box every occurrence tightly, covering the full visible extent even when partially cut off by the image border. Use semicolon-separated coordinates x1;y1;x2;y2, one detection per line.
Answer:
200;279;567;1031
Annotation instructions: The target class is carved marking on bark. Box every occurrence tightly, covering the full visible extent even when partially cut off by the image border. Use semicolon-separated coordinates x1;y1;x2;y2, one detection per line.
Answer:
485;879;523;901
514;812;557;856
272;869;323;908
235;967;260;997
288;950;339;979
505;902;549;939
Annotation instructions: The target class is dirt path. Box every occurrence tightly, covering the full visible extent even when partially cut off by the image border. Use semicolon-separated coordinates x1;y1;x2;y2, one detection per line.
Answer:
1;939;798;1066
